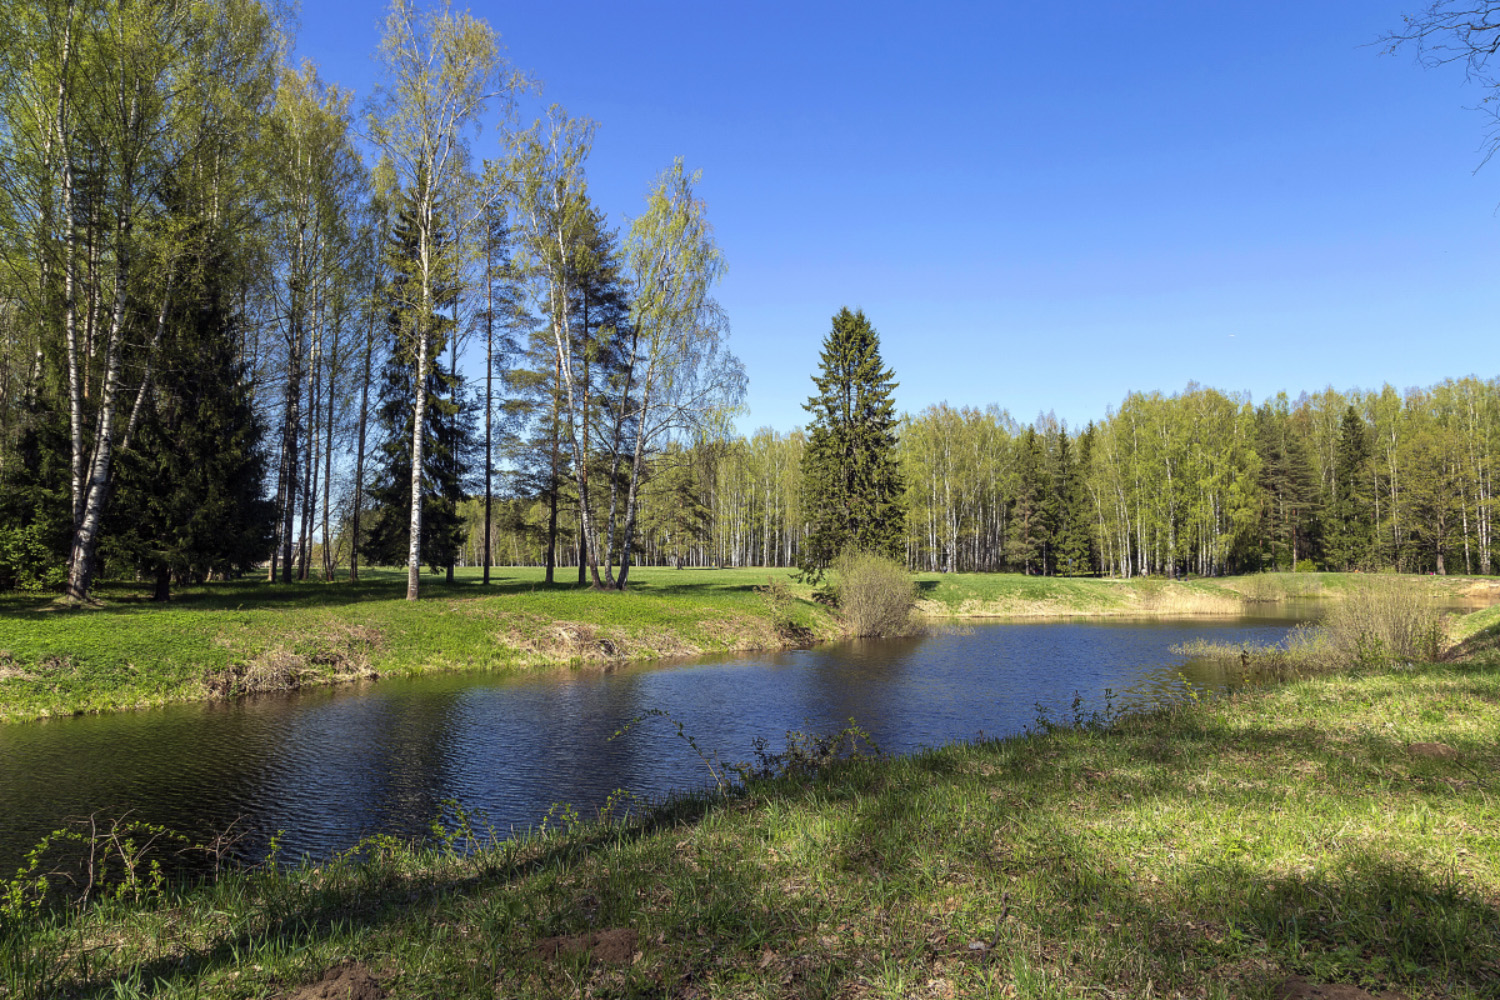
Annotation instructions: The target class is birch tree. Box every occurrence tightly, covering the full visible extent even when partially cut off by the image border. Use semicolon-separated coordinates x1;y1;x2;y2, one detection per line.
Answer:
364;0;520;600
616;160;744;589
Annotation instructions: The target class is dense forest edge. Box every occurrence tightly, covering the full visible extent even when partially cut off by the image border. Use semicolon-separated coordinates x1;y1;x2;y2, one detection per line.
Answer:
0;568;1496;724
3;634;1497;999
6;0;1500;608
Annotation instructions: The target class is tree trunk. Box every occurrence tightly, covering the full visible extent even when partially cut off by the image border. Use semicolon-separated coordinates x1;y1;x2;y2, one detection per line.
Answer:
615;369;657;591
350;304;375;582
483;235;494;586
66;222;130;602
407;317;430;600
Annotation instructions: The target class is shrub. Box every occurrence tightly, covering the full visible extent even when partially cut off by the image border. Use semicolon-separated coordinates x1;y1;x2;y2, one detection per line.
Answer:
1318;576;1444;667
831;550;917;638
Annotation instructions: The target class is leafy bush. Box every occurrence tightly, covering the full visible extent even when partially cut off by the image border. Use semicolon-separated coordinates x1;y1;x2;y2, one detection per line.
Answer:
831;550;917;638
0;523;66;592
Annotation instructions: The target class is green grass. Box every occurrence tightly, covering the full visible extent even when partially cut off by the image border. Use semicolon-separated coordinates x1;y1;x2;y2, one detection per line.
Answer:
0;567;837;723
3;567;1493;723
4;660;1497;998
915;570;1500;618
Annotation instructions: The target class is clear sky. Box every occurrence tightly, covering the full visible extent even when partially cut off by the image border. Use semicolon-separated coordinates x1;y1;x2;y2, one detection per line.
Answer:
293;1;1500;435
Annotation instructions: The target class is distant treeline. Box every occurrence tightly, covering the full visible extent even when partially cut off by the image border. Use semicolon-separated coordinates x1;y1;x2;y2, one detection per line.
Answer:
453;379;1497;578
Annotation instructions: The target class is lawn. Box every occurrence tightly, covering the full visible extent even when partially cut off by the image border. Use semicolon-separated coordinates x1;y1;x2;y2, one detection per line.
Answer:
4;657;1496;998
0;567;835;723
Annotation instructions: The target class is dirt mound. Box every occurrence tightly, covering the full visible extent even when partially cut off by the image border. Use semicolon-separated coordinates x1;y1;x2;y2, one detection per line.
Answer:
287;962;386;1000
1408;742;1459;759
535;927;638;965
1277;975;1406;1000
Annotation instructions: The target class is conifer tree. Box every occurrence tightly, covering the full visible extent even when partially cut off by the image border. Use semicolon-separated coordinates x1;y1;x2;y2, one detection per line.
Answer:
1324;406;1374;570
361;193;474;572
797;307;903;577
107;237;275;600
1255;400;1320;570
1007;427;1049;574
1052;427;1097;576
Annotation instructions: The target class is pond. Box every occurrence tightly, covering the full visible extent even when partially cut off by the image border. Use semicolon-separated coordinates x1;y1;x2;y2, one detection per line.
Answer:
0;611;1317;873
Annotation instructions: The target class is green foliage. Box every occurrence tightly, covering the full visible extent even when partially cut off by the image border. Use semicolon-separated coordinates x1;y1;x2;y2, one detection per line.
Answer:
1323;406;1375;571
361;190;475;573
798;308;904;578
738;720;882;782
105;233;275;599
0;523;66;593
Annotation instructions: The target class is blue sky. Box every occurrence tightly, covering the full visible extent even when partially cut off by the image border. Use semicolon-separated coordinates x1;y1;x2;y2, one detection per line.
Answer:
294;1;1500;434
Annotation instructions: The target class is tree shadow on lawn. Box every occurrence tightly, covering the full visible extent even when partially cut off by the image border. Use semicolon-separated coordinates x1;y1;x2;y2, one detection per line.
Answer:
0;573;609;622
818;715;1500;997
30;690;1500;999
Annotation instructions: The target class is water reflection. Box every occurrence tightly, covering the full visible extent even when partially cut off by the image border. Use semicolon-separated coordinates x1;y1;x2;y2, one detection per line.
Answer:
0;613;1315;871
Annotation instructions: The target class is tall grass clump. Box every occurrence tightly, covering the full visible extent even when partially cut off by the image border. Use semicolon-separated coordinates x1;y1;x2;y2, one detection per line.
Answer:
830;550;917;637
1175;577;1445;677
1317;575;1444;666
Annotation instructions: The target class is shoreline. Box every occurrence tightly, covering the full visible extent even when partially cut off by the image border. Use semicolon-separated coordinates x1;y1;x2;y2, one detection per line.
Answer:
2;568;1495;725
7;656;1496;998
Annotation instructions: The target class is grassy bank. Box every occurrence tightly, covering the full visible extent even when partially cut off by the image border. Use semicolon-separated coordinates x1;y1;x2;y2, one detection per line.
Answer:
4;660;1497;999
3;568;1495;723
0;567;838;723
913;569;1500;619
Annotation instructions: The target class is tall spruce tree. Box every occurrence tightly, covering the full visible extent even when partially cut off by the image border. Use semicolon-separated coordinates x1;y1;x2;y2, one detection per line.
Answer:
1007;427;1049;574
797;308;904;577
106;236;275;600
360;192;474;572
1255;400;1320;570
1324;406;1374;571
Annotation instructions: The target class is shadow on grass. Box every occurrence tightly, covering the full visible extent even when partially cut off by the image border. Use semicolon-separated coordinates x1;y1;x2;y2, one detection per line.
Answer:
0;572;608;622
15;670;1500;998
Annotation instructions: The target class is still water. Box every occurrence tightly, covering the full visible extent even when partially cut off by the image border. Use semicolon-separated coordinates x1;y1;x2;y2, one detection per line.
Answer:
0;612;1313;872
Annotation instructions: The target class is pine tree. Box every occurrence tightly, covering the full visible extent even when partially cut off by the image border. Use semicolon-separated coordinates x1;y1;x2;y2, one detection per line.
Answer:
798;308;904;577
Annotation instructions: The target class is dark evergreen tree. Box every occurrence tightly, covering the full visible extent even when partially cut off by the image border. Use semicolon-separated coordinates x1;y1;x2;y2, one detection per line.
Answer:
1007;427;1049;574
798;308;904;577
106;237;275;600
1255;401;1320;570
0;359;72;591
642;447;710;569
1324;406;1374;571
1052;426;1097;576
360;192;474;573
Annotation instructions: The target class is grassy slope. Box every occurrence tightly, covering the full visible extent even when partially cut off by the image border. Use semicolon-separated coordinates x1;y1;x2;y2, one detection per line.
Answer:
0;567;837;723
7;661;1497;999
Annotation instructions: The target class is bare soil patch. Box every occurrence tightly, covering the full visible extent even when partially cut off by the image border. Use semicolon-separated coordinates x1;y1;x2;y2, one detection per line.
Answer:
534;927;638;965
1277;975;1406;999
1407;742;1459;759
286;962;385;1000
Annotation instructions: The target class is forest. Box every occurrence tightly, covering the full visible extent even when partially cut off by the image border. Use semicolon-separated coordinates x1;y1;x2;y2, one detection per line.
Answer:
478;377;1500;580
1;0;1497;599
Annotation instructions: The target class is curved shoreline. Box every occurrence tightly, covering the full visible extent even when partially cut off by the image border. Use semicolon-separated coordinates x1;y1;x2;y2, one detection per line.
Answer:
2;568;1493;724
